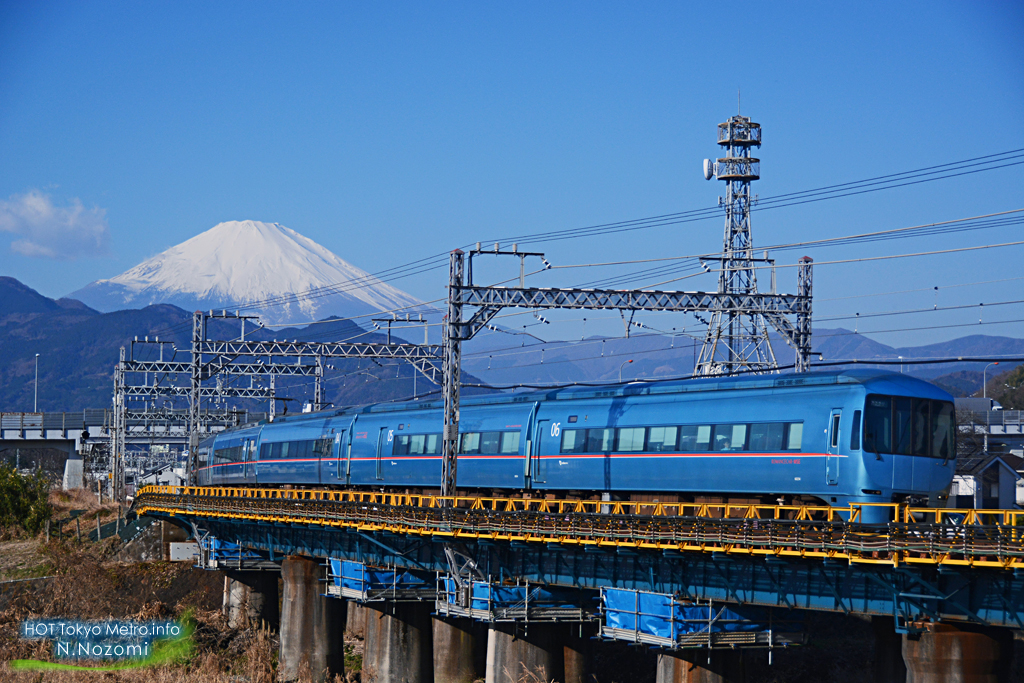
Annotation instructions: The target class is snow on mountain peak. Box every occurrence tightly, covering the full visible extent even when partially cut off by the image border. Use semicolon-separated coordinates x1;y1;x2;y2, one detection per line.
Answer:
68;220;425;325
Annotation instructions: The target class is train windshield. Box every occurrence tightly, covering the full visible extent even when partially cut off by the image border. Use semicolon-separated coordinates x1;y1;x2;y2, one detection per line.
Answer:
863;394;955;458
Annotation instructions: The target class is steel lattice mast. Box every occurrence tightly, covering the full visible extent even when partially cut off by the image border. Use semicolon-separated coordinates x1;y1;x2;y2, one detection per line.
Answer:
694;114;778;376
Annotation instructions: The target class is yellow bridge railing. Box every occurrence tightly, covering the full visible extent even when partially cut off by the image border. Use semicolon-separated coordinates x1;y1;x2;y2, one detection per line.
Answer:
131;485;1024;570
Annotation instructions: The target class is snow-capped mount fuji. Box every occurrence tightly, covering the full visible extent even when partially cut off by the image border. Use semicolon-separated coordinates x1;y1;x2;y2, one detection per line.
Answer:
68;220;428;325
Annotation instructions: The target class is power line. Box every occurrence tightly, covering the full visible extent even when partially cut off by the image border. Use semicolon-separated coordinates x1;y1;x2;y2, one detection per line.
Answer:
484;151;1024;248
817;275;1024;303
816;298;1024;324
157;149;1024;321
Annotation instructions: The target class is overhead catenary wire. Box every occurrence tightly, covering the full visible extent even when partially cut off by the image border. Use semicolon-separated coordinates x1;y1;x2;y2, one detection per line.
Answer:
156;149;1024;323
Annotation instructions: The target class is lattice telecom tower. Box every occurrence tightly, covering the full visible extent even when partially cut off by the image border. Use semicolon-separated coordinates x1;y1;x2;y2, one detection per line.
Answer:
694;113;778;376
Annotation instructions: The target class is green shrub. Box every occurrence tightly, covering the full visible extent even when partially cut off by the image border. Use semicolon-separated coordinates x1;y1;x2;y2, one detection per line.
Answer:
0;464;52;533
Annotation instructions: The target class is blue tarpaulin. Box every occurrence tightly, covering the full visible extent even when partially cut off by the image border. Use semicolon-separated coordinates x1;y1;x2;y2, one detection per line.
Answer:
204;538;262;562
603;588;802;640
329;560;431;592
442;578;578;611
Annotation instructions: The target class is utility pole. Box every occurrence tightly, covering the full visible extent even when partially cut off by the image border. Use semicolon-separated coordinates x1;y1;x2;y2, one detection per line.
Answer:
34;353;40;412
440;250;465;502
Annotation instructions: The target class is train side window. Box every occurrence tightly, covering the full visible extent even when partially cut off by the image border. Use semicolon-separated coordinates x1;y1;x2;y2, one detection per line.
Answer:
678;425;704;451
830;414;841;449
217;444;244;463
713;424;747;451
850;411;862;450
479;432;501;455
500;432;521;454
587;428;613;452
615;427;646;452
894;398;913;455
459;433;481;454
426;434;442;454
408;434;426;454
784;423;803;451
911;399;930;456
393;435;410;455
561;429;585;453
648;426;678;452
864;396;892;453
749;423;785;451
931;401;955;459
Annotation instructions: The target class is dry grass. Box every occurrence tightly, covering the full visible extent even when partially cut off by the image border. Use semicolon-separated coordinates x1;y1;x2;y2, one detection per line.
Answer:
48;487;121;520
0;535;368;683
0;540;49;581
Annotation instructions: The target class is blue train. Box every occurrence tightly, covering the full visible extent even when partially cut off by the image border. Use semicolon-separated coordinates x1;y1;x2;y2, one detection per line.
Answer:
193;369;956;512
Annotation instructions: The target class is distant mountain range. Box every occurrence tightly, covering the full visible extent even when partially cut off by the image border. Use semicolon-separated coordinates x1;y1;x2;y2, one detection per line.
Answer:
0;277;444;412
68;220;429;326
458;326;1024;396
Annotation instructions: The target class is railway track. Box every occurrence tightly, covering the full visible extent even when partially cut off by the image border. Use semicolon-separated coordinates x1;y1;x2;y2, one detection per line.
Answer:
132;485;1024;570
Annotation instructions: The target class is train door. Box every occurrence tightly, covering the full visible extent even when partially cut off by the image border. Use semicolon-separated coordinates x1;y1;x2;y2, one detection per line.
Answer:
314;431;334;486
242;438;254;482
826;409;842;486
532;419;552;484
343;417;358;485
376;426;391;481
326;431;343;486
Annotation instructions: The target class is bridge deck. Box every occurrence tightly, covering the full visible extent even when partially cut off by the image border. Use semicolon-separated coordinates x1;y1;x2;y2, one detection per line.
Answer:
133;486;1024;570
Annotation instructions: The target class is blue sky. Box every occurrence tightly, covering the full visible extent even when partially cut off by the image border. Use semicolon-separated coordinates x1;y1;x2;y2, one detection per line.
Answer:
1;1;1022;346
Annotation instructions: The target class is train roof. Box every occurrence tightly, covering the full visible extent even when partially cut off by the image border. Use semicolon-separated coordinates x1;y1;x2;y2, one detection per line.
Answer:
261;368;952;424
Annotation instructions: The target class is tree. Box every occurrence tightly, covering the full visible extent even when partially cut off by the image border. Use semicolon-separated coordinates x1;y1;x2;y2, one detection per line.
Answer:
982;365;1024;410
0;465;52;534
956;409;986;459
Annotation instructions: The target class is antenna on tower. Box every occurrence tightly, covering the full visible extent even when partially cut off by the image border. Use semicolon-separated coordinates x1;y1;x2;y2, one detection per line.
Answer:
694;111;779;377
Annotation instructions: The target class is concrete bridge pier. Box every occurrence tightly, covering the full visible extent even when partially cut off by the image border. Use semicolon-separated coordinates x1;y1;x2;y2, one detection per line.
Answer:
433;616;483;683
362;602;434;683
223;570;280;631
902;624;1014;683
346;601;367;638
656;649;744;683
562;624;593;683
279;556;346;682
485;623;563;683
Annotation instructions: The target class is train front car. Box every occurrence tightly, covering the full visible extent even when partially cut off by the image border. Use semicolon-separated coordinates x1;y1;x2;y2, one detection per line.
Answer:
854;371;956;508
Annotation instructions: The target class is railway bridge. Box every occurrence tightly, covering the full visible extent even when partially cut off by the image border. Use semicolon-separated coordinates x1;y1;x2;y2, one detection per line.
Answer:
132;485;1024;683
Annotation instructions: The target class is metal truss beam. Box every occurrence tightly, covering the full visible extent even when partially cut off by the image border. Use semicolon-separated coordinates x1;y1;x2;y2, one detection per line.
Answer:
452;285;803;319
122;408;253;423
122;359;319;378
125;385;274;399
195;339;441;361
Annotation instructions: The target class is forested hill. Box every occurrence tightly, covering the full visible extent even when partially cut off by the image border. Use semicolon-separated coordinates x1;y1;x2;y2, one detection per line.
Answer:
0;277;445;412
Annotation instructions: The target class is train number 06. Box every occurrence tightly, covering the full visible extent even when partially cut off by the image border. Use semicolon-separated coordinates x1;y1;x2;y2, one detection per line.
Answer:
550;422;560;437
